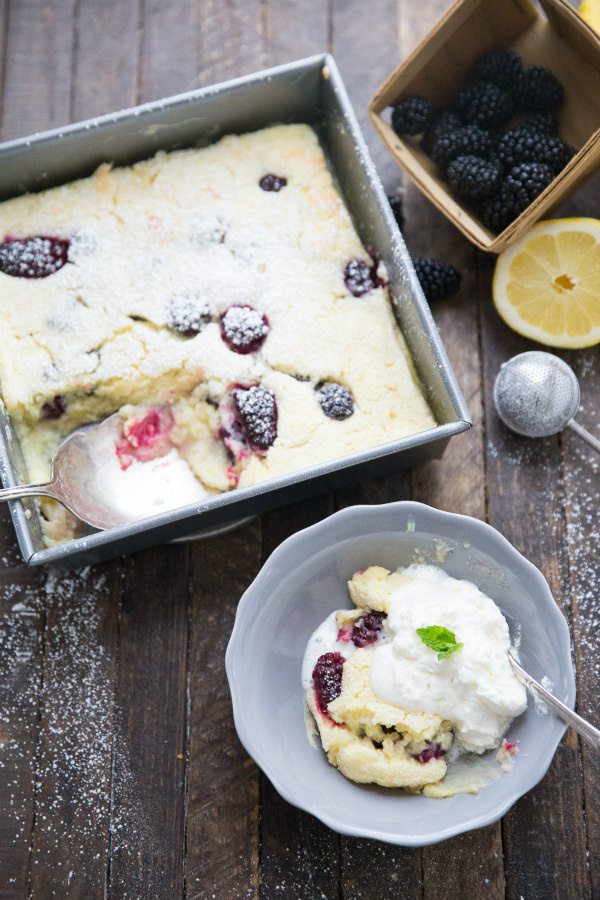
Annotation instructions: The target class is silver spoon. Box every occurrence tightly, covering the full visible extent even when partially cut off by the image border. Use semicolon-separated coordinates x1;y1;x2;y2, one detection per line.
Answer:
493;351;600;453
509;653;600;751
0;414;132;529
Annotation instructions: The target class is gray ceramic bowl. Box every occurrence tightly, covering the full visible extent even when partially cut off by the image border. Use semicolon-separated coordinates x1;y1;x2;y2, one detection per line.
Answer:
225;501;575;846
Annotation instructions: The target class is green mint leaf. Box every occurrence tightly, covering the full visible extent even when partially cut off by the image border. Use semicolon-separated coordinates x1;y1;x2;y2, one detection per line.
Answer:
416;625;463;661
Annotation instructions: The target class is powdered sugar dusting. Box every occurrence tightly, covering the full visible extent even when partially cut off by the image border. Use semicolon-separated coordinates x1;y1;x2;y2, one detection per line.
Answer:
564;406;600;686
0;564;148;893
220;304;270;354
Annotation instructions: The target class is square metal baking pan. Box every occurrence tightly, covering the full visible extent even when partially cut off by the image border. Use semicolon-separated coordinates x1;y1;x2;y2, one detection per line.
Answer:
0;53;471;567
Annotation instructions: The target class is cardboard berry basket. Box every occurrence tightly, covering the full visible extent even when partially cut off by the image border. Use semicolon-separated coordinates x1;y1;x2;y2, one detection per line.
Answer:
0;54;470;567
369;0;600;253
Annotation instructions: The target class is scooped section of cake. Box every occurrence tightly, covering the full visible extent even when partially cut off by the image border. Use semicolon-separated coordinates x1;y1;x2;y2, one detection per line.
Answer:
0;123;436;542
302;565;527;794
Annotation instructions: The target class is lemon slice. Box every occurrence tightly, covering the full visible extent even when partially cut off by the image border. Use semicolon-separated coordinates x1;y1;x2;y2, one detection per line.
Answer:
493;218;600;348
580;0;600;33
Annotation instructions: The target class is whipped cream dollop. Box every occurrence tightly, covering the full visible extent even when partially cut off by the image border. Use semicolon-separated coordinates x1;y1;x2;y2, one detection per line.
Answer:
370;565;527;753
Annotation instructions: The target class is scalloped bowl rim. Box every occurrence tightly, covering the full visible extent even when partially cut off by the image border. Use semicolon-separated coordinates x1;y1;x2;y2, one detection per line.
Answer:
225;501;575;846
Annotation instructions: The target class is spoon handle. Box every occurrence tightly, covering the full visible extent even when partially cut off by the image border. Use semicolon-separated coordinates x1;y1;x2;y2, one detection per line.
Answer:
509;655;600;751
0;482;59;502
567;419;600;455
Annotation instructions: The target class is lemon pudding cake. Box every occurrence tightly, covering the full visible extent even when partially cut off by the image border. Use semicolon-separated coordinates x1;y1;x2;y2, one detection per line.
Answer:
302;565;526;795
0;124;435;542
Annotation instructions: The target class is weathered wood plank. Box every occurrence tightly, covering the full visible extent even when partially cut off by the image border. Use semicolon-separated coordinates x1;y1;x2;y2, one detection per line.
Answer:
332;0;400;187
0;2;78;896
108;546;190;898
259;497;340;900
265;0;329;64
0;507;45;900
562;346;600;900
198;0;267;86
551;174;600;900
27;566;120;899
19;3;140;897
185;8;264;899
254;6;342;896
480;256;589;900
140;0;199;100
71;0;141;121
186;522;262;900
1;0;75;139
406;180;505;900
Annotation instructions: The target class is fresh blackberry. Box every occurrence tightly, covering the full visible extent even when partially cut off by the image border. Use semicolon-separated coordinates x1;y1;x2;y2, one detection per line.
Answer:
503;161;554;208
413;257;462;301
430;125;493;166
422;109;462;153
521;110;558;135
447;155;502;199
386;192;404;229
483;161;554;229
472;50;523;89
496;127;574;175
457;81;514;129
515;65;564;111
481;192;520;232
391;96;433;136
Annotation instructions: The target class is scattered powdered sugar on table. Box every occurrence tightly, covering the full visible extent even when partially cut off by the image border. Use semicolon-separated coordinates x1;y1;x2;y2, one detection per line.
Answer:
564;430;600;680
0;563;148;894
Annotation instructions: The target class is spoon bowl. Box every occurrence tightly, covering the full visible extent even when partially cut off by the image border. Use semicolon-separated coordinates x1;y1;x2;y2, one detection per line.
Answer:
0;412;211;529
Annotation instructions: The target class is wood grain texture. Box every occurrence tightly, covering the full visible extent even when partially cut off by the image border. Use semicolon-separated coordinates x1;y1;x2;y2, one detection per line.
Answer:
1;0;76;138
140;0;199;100
556;175;600;900
332;0;400;186
398;0;505;881
259;497;339;900
71;0;141;121
109;546;190;898
0;3;78;897
184;8;265;898
197;0;266;86
27;566;119;900
480;269;590;900
0;507;45;900
562;345;600;900
404;149;505;900
21;4;139;897
186;522;262;900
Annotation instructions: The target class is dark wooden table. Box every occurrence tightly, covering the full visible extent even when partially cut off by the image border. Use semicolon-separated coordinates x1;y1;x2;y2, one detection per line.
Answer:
0;1;599;897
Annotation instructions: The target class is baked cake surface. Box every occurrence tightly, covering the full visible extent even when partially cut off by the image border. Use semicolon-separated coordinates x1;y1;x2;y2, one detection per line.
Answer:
0;124;435;541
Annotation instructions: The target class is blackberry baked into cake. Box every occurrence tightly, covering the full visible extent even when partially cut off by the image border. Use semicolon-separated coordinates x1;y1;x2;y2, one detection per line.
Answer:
0;124;435;543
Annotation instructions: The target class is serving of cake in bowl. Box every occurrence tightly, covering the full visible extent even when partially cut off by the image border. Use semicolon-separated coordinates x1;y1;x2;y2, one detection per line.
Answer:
226;501;575;846
0;123;435;544
303;564;527;796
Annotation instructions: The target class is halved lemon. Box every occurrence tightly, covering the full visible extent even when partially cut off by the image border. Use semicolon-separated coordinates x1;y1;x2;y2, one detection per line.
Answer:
493;218;600;348
580;0;600;33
